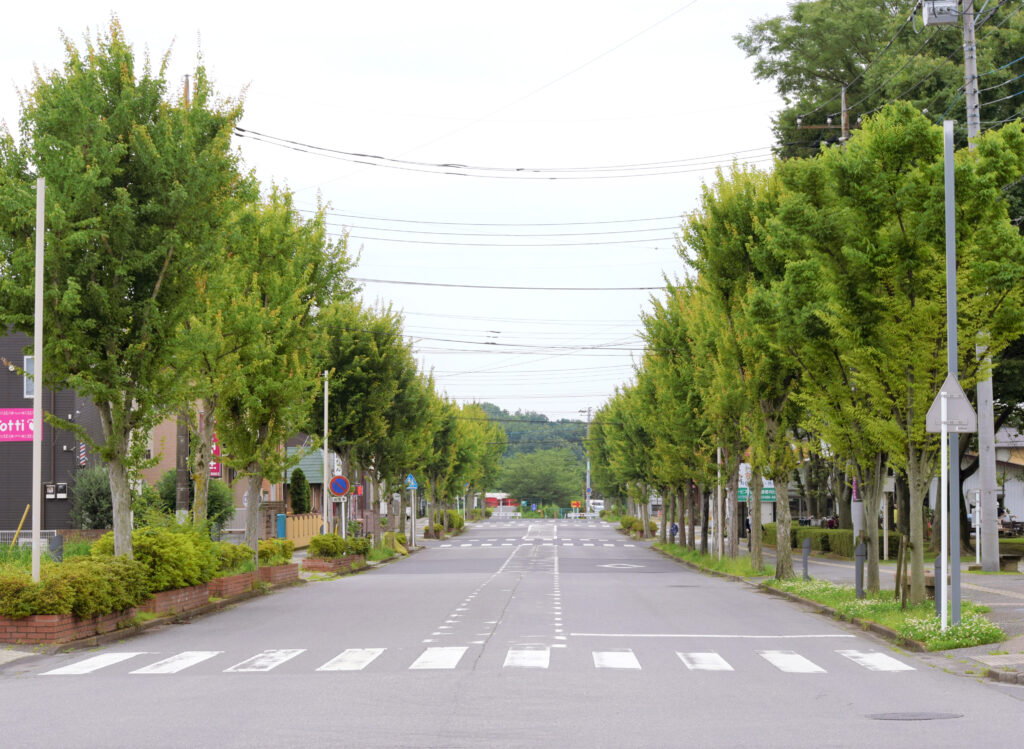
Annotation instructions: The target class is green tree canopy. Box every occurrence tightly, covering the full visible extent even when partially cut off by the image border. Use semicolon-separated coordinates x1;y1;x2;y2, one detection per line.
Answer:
497;448;585;506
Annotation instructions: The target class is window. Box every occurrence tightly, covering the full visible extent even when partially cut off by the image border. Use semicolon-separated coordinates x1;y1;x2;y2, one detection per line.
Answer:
23;356;33;399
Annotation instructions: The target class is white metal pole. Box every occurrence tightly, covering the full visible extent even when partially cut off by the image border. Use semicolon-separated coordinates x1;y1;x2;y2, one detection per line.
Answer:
883;496;889;561
716;446;723;560
940;392;948;632
975;492;981;566
31;178;44;583
322;370;329;535
409;485;415;549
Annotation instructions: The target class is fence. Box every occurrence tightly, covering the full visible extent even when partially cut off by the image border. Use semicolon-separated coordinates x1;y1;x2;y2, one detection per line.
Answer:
286;513;321;548
0;530;58;548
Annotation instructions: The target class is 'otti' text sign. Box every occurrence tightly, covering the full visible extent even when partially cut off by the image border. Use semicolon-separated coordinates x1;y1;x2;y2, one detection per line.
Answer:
0;408;36;442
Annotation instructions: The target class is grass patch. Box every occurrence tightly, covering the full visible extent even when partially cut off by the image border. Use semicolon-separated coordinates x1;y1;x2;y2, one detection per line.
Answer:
765;578;1004;651
654;542;774;577
367;546;396;562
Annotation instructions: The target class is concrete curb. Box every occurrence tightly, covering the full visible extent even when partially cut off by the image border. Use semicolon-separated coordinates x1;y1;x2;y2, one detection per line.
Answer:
988;669;1024;685
652;546;929;653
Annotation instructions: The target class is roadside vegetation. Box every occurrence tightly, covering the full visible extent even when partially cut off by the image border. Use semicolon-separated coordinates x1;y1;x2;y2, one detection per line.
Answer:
654;542;774;578
766;578;1004;652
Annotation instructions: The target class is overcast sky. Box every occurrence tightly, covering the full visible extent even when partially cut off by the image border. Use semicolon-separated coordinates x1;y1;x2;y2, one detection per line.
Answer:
2;0;793;421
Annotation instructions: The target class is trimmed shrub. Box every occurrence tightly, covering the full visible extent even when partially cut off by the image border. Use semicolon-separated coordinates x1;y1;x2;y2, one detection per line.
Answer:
308;534;370;559
828;530;855;558
289;468;311;515
0;556;151;620
258;539;295;566
69;465;113;530
92;524;219;592
211;541;253;574
620;516;637;531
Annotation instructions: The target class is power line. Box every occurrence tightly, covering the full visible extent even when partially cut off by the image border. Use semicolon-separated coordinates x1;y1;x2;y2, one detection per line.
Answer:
356;277;666;291
344;234;676;248
236;127;775;179
305;210;685;227
326;222;678;239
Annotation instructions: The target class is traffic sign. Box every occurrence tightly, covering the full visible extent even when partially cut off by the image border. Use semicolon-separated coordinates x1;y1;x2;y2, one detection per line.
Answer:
571;500;581;508
329;475;350;497
405;473;418;490
926;374;977;433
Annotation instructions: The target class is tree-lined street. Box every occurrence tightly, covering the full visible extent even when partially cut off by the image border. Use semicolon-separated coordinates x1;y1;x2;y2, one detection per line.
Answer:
2;520;1022;747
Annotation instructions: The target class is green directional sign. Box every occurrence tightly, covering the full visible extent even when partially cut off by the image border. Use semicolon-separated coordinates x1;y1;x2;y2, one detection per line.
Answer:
738;487;776;502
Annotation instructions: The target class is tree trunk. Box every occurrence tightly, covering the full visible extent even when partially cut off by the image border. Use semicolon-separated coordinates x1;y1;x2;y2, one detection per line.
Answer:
835;466;852;530
774;478;794;579
750;471;763;572
191;397;217;526
661;488;671;544
244;466;263;557
700;487;710;556
895;471;910;537
688;481;699;551
97;401;133;558
856;453;887;594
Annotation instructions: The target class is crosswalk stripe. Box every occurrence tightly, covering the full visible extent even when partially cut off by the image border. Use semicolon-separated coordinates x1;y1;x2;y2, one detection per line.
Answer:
759;650;825;673
593;649;641;669
317;648;385;672
131;651;222;674
677;652;733;671
409;646;467;670
42;652;146;675
837;650;914;672
504;646;550;669
224;649;305;672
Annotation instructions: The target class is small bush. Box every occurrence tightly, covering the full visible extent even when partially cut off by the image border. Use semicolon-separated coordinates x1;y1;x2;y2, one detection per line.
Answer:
258;539;294;566
289;468;311;515
0;556;151;620
620;516;637;531
308;534;370;559
92;524;219;592
211;541;253;574
484;508;492;518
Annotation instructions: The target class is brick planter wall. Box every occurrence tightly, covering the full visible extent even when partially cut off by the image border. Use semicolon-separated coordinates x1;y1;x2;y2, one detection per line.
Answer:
208;571;256;598
258;563;299;585
301;555;365;574
139;583;211;616
0;609;133;644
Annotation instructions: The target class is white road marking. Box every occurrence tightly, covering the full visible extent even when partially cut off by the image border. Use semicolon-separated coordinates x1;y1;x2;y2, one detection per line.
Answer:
593;649;641;669
43;652;146;675
482;543;493;547
225;649;305;672
409;646;468;670
317;648;385;672
583;543;595;547
759;650;825;673
131;651;221;674
837;650;914;672
677;652;733;671
504;646;550;669
570;633;855;639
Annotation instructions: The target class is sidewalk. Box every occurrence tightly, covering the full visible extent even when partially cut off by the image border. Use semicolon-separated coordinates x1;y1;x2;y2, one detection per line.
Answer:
752;543;1024;684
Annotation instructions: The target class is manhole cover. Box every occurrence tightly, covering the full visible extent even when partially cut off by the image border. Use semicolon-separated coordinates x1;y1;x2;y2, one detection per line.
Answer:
867;713;962;722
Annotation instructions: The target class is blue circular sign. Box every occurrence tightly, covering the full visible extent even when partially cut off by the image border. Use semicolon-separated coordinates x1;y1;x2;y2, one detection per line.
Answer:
329;475;350;497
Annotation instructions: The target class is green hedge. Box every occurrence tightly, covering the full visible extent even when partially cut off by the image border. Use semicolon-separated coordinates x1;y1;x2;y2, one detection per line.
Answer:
211;541;253;574
0;556;151;620
258;539;295;566
92;525;220;592
308;534;370;559
762;522;902;558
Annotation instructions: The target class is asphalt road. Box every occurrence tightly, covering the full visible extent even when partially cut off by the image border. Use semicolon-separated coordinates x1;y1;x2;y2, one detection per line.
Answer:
2;518;1023;748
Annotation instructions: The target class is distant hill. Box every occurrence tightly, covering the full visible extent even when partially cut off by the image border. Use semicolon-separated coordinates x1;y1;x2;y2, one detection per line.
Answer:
478;403;586;463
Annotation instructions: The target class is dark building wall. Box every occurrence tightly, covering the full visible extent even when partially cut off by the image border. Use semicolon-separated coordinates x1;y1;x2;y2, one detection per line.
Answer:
0;330;100;529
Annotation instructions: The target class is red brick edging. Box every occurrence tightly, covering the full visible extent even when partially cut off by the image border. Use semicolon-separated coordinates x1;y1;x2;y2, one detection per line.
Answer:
0;564;299;645
301;555;365;574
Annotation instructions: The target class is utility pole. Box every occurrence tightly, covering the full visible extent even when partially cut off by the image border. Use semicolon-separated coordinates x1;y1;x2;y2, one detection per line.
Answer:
961;0;999;572
31;178;44;583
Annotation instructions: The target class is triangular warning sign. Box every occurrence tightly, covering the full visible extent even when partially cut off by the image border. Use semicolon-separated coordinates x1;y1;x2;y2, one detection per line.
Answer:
925;374;977;433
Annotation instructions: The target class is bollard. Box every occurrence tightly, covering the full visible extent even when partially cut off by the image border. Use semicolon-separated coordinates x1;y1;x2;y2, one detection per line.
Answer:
855;542;866;599
802;537;812;581
49;534;64;563
934;556;942;618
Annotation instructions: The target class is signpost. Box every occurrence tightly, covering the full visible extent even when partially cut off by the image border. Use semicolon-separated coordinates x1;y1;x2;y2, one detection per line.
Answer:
406;474;417;548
